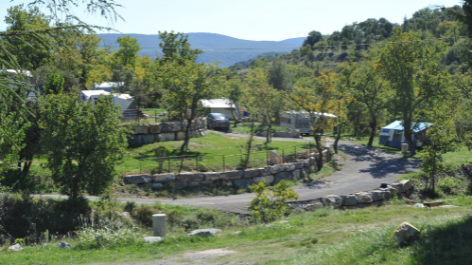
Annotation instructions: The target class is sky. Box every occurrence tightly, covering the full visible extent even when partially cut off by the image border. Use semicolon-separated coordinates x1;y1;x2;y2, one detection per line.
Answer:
0;0;465;41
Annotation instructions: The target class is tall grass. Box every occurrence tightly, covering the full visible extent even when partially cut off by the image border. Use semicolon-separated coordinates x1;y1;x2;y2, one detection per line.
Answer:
74;226;142;250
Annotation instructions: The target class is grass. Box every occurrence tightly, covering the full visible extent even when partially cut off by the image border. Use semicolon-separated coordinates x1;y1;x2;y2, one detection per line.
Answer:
3;195;472;264
229;122;289;135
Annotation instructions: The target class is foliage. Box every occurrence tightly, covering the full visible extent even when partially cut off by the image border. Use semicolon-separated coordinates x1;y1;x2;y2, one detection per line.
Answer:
74;226;141;250
114;35;141;69
39;94;129;200
248;179;299;223
43;71;64;94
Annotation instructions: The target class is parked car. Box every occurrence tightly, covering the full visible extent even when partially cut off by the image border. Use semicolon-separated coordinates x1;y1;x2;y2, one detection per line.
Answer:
206;113;230;131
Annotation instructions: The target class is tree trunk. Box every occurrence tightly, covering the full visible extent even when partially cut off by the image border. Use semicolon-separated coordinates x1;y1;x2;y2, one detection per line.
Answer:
244;121;256;169
266;120;272;144
367;117;377;147
334;123;342;154
313;134;323;170
404;130;416;156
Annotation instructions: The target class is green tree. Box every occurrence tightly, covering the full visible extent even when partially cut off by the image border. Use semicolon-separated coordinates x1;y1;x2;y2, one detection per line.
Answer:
158;31;202;65
114;35;141;68
377;28;450;155
303;30;323;47
40;95;129;200
43;71;64;94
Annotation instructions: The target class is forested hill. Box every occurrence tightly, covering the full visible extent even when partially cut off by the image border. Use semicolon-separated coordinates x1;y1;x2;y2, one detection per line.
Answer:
231;5;467;72
98;33;305;67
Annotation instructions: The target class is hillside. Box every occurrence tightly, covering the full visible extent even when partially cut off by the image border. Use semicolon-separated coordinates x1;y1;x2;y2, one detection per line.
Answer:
98;32;304;67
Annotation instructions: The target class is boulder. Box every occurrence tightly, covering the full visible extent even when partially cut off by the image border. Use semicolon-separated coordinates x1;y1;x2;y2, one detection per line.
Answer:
220;170;243;180
243;169;260;178
355;192;373;204
302;158;310;167
268;164;282;174
176;173;204;182
198;129;206;137
174;181;187;189
152;173;175;182
160;132;175;142
204;173;220;181
322;195;343;208
274;171;293;184
309;157;316;165
154;134;162;143
292;169;300;180
160;122;172;133
233;178;253;188
369;190;385;201
269;150;278;165
144;236;162;243
127;135;140;145
149;124;161;134
7;243;22;251
187;181;201;187
294;162;304;169
304;202;324;211
341;194;358;206
282;163;296;172
122;212;131;219
300;168;308;179
189;130;200;138
188;228;222;237
56;241;71;248
146;183;163;189
260;167;271;176
253;175;274;185
141;134;155;145
391;180;412;193
176;131;186;141
394;222;420;244
133;125;149;134
308;165;317;174
124;175;152;184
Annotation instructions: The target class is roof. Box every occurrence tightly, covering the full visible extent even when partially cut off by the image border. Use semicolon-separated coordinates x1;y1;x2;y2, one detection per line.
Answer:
2;69;33;77
200;98;236;109
382;120;432;132
283;110;337;118
80;90;133;101
94;82;124;89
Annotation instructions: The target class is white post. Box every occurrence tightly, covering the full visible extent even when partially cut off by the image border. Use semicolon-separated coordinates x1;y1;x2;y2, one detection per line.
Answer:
152;214;166;237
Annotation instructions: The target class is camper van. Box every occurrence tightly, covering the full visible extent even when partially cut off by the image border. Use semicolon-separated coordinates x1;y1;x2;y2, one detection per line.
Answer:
280;111;336;135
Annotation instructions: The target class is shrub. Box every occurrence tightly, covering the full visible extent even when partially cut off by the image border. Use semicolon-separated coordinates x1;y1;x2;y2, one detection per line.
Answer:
133;205;154;227
74;226;141;249
437;176;465;194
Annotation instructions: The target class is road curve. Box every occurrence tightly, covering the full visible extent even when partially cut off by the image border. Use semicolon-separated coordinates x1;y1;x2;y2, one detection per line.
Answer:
33;132;420;214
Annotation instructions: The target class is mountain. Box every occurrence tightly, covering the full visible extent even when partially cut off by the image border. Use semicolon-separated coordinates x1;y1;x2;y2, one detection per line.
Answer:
98;33;304;67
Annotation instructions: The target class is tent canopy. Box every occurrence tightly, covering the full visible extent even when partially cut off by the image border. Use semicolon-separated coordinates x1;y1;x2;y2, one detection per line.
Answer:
382;120;432;132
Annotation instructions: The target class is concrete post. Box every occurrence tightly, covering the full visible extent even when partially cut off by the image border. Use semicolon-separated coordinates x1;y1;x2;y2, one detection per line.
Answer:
152;214;166;237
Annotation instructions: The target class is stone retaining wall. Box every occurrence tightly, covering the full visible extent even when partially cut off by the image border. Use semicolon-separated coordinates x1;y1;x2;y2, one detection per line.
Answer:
287;179;414;211
124;157;319;189
126;119;207;145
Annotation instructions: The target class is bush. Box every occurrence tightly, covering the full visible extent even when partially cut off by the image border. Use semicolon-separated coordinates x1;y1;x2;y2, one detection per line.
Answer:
437;176;465;194
74;226;141;249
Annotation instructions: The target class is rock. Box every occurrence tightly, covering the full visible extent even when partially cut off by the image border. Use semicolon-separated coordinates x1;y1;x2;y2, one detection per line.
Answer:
201;181;215;187
294;162;304;169
304;202;324;211
220;170;243;180
414;203;424;208
274;171;293;184
188;228;222;237
152;173;175;182
127;135;140;145
341;195;358;206
243;169;260;178
204;173;220;181
160;132;175;142
253;175;275;185
302;159;310;167
269;150;278;165
154;134;162;143
124;175;152;184
308;165;316;174
7;243;22;251
176;131;186;140
380;183;388;188
176;173;204;182
160;122;172;132
268;164;282;174
281;163;296;172
56;241;71;248
141;134;155;144
369;190;385;201
144;236;162;243
358;203;373;208
198;129;206;137
189;130;200;138
391;180;412;193
187;181;201;187
233;178;253;188
231;231;241;235
300;168;308;179
260;167;271;176
355;192;373;204
174;181;187;189
122;212;131;219
322;195;343;208
292;169;300;180
146;183;163;189
394;222;420;244
309;157;316;165
133;125;149;134
149;124;161;134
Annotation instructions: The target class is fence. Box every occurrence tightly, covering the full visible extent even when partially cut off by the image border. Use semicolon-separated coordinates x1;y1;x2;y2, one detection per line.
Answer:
134;142;318;174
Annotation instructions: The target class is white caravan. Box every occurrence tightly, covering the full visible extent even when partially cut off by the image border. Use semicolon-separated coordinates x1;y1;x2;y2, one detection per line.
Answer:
280;111;336;135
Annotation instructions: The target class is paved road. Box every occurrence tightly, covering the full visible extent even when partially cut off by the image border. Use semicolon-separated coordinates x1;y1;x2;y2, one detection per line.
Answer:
34;132;420;214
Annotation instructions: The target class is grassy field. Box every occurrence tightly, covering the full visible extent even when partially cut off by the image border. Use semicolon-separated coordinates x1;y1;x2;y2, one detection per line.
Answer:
229;122;289;135
3;195;472;265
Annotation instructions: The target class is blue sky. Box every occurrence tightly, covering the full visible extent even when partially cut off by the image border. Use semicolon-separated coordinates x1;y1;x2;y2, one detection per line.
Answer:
0;0;464;41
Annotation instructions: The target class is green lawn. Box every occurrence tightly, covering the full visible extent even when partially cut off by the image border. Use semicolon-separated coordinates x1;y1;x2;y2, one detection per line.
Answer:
3;195;472;265
229;122;289;135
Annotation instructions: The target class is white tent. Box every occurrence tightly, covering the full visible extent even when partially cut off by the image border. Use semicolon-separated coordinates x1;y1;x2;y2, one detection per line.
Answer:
80;90;135;113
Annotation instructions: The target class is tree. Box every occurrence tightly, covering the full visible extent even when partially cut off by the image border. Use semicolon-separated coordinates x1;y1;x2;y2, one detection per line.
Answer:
114;35;141;69
377;28;450;155
303;30;323;47
158;31;202;65
268;58;293;124
43;71;64;94
40;94;129;200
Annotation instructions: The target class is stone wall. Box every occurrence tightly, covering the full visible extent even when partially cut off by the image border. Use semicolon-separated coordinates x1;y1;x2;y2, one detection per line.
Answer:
123;157;318;189
126;119;207;145
287;180;414;211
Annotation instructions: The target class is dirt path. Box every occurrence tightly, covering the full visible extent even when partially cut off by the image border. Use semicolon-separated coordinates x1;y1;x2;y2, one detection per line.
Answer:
34;132;420;215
